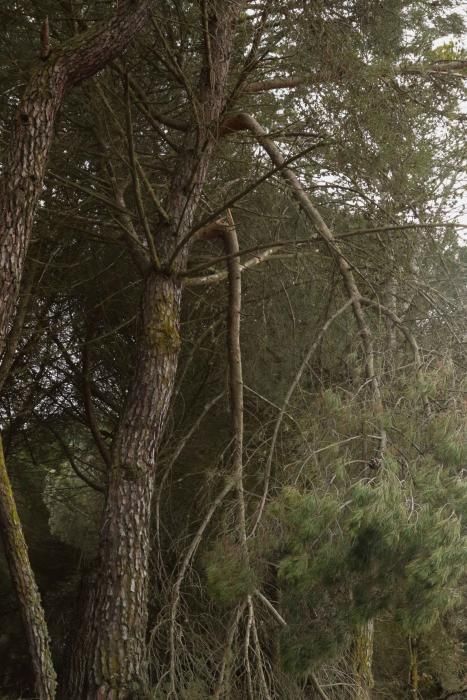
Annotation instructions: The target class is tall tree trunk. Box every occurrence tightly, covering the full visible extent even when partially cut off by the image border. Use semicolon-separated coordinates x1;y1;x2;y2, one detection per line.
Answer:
0;4;149;697
62;3;243;696
0;0;150;353
63;272;182;699
0;436;57;699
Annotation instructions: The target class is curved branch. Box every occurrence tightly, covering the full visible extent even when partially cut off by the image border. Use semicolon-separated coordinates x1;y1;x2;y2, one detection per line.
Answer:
47;425;104;493
251;299;353;535
227;113;386;456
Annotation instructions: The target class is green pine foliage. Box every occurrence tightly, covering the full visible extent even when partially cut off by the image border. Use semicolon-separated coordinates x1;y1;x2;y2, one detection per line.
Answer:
204;538;257;605
265;465;467;675
0;1;465;697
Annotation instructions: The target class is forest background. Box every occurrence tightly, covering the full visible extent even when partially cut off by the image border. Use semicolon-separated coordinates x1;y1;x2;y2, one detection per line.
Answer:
0;1;466;699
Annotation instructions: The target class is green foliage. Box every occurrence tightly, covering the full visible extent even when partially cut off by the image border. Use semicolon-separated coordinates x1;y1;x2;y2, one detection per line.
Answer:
427;414;467;467
266;467;467;675
0;0;466;697
204;539;257;605
431;40;466;63
44;459;103;557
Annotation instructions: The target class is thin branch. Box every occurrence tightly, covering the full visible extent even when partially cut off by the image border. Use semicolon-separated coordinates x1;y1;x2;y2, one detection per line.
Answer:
49;171;136;217
212;602;246;700
82;341;112;469
244;596;255;699
47;425;104;493
168;142;327;267
168;479;234;694
124;75;161;269
360;297;422;368
113;62;187;133
249;597;272;700
154;392;223;552
251;299;353;535
254;589;286;626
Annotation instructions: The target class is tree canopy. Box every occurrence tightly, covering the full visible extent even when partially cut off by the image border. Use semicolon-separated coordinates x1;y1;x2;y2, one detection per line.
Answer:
0;1;466;699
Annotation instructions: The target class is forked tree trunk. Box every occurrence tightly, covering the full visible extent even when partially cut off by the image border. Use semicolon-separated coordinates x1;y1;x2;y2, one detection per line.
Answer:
0;1;150;353
0;4;149;698
61;2;242;696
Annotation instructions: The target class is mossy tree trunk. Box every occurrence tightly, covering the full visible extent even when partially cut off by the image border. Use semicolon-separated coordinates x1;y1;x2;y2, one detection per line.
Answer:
61;2;242;697
0;3;150;697
63;272;182;699
0;436;57;699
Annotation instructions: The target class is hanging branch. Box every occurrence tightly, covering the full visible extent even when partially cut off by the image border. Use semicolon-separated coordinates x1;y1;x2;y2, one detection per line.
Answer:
167;209;250;695
224;210;248;544
222;113;387;460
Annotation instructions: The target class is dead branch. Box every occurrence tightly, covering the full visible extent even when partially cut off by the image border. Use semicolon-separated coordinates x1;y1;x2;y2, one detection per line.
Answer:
227;114;387;459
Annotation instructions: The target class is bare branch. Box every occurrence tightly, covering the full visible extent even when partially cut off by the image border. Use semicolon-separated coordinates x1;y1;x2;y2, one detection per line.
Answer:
228;113;387;458
168;142;327;266
124;74;161;269
251;299;353;535
82;340;112;470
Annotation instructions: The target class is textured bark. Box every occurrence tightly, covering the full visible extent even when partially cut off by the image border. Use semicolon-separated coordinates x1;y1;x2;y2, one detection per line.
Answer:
0;0;150;356
62;2;243;697
408;636;419;698
64;272;182;699
0;436;57;699
0;3;149;698
353;620;375;700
